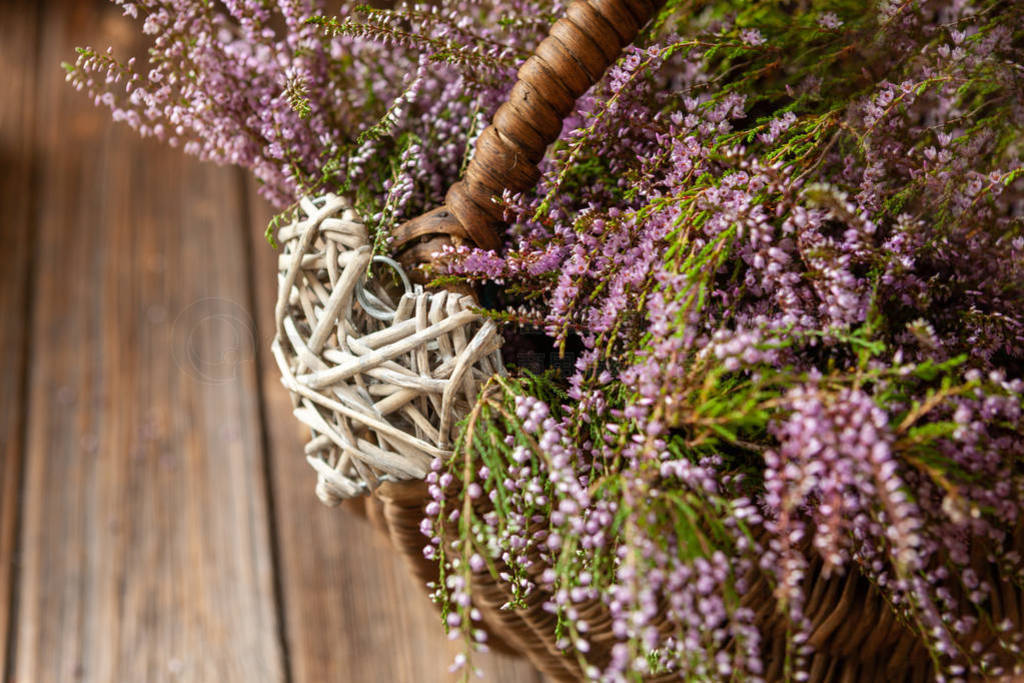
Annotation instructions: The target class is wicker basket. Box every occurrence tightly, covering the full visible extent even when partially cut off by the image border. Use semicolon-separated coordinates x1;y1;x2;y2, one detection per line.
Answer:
271;0;1024;679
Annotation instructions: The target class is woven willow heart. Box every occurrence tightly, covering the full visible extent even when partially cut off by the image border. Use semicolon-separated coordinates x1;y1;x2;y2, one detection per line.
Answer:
271;194;505;504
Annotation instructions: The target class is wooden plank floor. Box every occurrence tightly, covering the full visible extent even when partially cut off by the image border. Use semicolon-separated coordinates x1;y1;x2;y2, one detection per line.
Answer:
0;0;39;679
0;2;544;682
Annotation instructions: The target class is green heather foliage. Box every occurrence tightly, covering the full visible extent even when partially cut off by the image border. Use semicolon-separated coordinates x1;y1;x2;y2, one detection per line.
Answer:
71;0;1024;679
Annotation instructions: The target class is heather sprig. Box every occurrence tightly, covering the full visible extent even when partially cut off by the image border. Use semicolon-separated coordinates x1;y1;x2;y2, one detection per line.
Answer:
65;0;552;218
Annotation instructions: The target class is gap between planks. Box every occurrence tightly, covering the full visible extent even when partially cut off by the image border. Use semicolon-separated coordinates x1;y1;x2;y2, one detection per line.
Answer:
236;171;295;683
0;0;43;681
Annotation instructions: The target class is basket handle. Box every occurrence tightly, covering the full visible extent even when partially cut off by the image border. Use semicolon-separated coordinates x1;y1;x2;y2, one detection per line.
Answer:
391;0;664;255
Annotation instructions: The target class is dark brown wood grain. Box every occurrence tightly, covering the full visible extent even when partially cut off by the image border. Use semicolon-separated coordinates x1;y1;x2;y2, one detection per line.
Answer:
246;187;546;683
12;2;285;680
0;1;39;679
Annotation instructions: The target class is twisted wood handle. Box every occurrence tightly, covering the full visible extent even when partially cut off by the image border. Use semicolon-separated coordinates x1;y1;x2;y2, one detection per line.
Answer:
392;0;664;255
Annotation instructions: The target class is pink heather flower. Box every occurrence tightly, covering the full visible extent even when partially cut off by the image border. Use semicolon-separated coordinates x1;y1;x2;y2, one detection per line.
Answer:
818;12;843;30
740;29;766;46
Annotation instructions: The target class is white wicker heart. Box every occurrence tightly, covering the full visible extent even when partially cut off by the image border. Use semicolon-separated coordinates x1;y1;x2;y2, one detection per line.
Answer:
271;194;505;504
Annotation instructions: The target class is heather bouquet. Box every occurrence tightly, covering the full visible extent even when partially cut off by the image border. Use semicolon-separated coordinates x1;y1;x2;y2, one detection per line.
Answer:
68;0;1024;680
